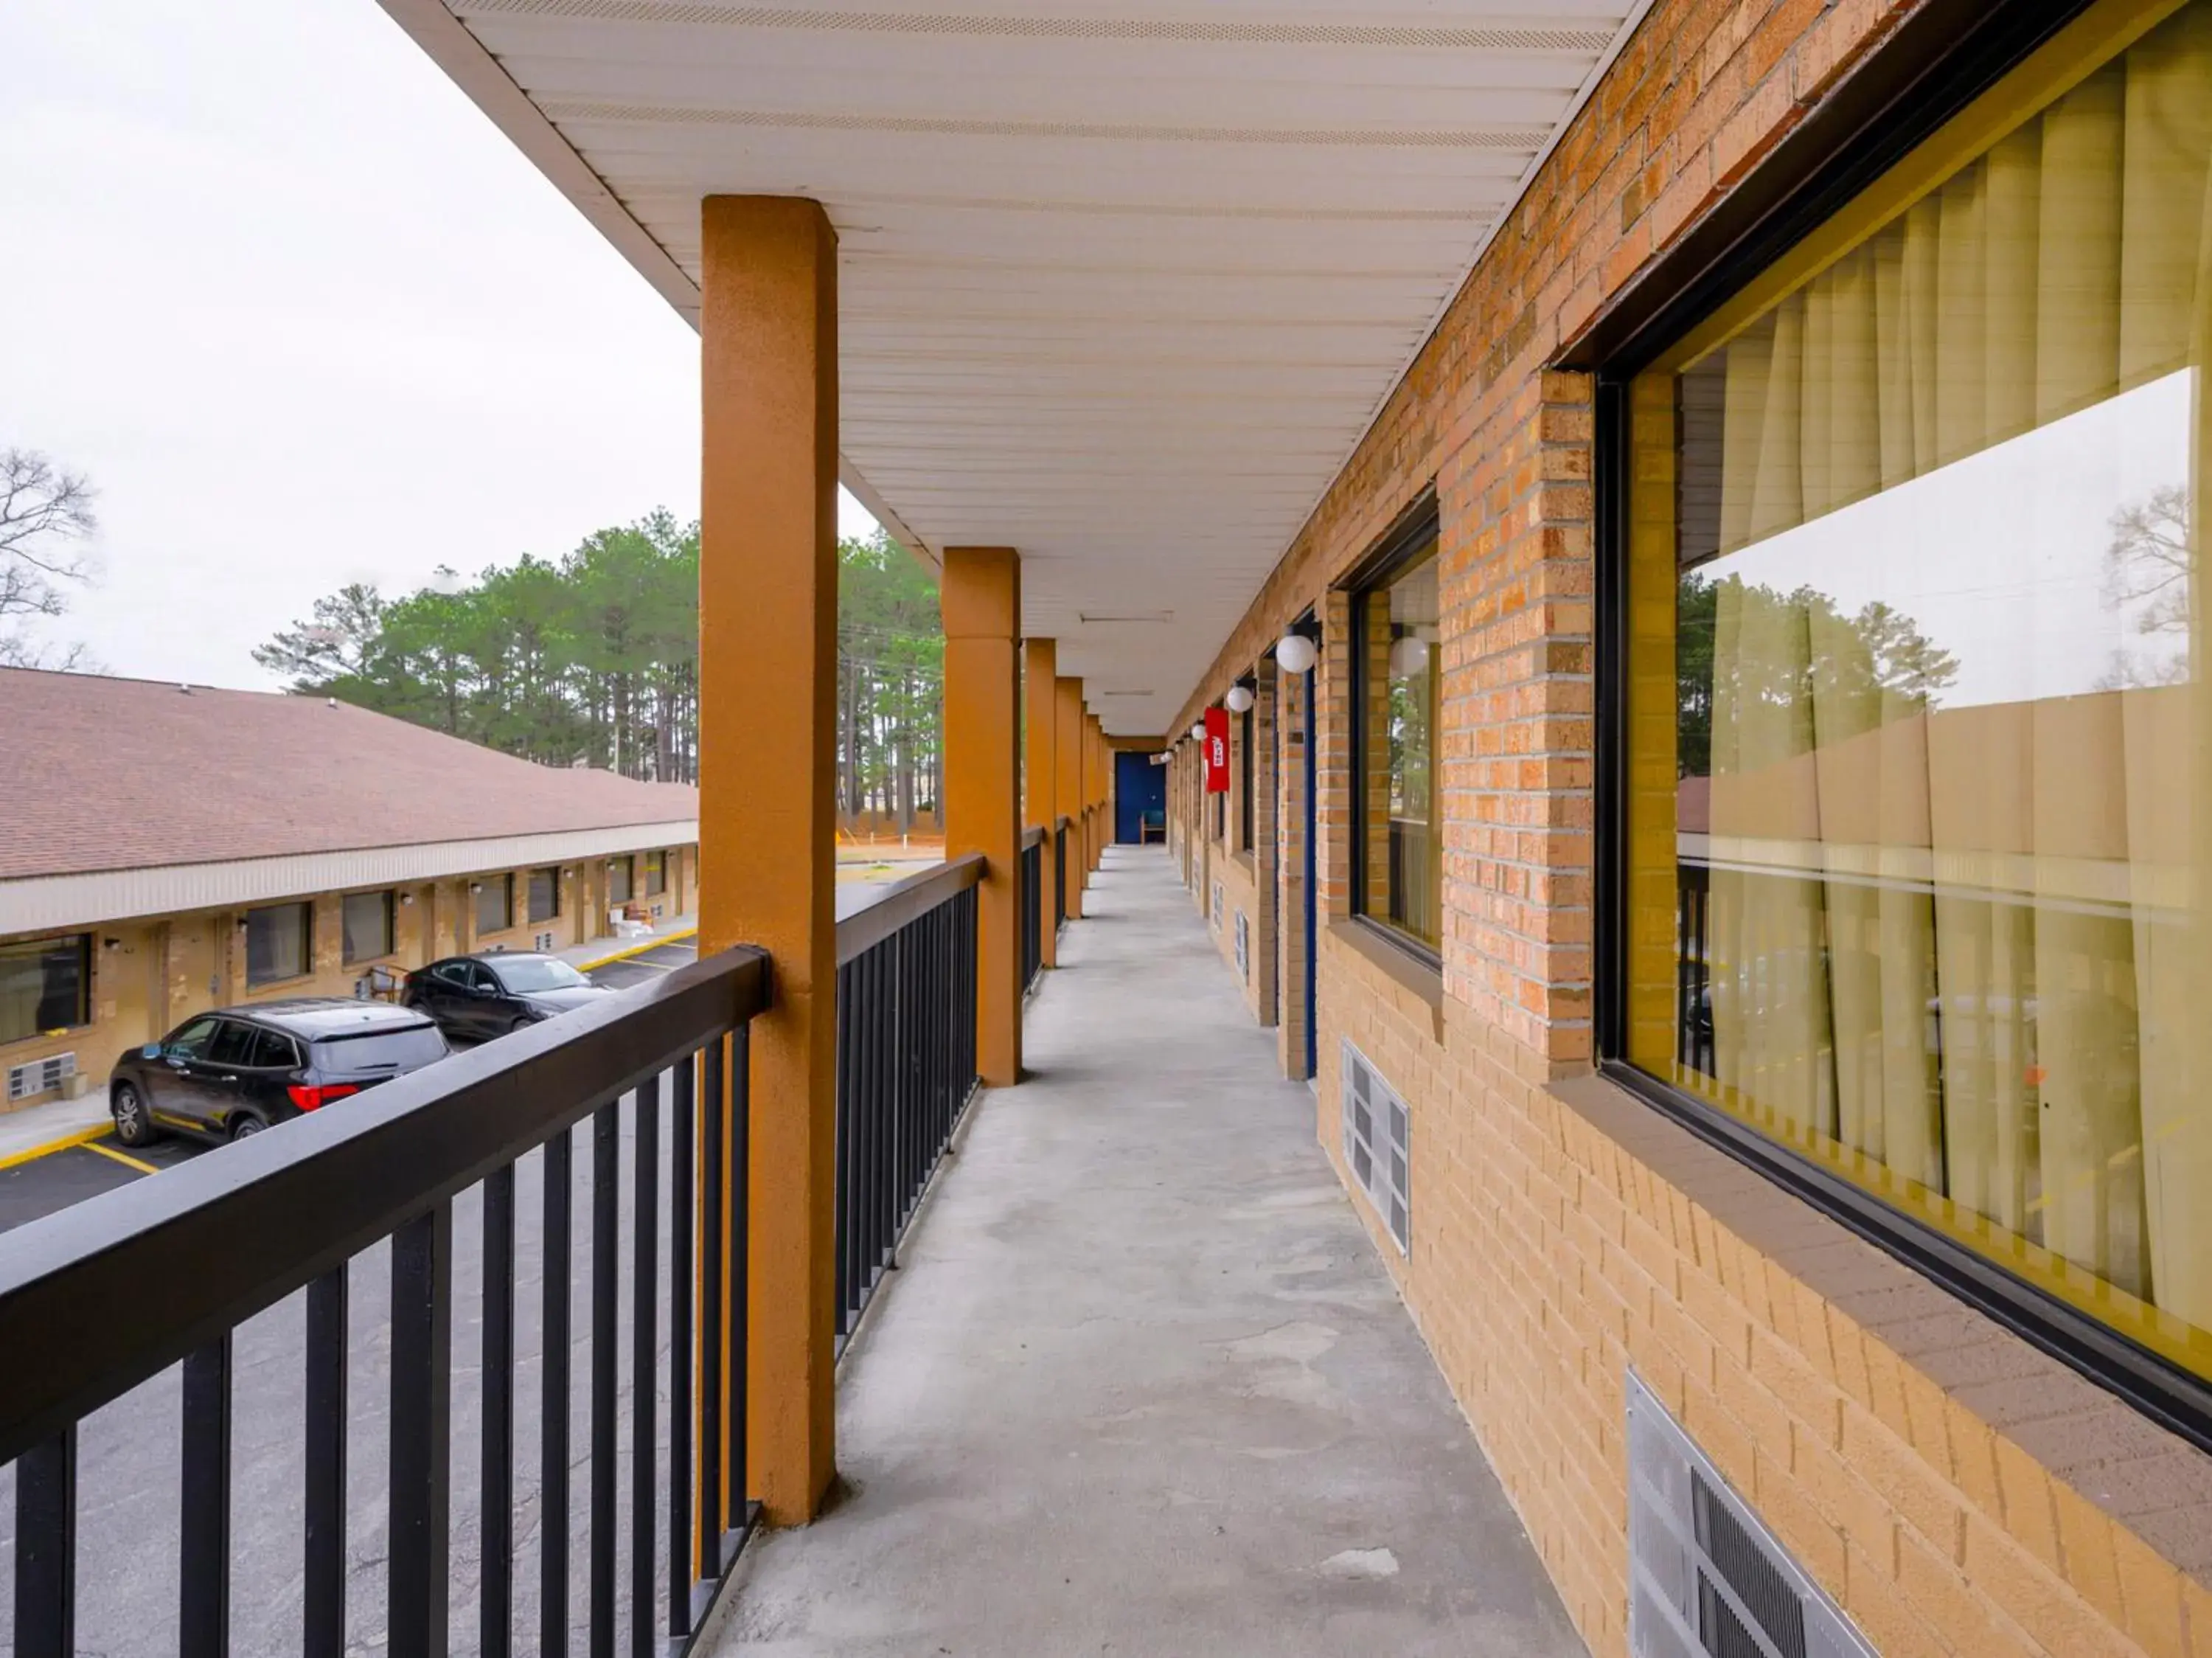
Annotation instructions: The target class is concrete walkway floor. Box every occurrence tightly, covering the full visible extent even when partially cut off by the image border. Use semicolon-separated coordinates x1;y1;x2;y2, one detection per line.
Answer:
715;846;1585;1658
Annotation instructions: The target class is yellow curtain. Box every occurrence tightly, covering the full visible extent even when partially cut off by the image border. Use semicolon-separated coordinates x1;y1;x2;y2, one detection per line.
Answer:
1698;3;2212;1331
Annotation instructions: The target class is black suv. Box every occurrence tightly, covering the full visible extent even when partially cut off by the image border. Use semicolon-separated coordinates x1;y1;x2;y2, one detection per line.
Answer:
403;951;613;1041
109;1000;451;1148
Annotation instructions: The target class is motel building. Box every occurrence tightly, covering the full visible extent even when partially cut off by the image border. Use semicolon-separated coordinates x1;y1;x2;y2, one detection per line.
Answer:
4;2;2212;1657
0;667;698;1109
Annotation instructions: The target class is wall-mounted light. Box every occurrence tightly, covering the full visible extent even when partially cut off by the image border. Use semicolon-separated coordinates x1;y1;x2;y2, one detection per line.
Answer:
1223;684;1255;715
1189;721;1206;742
469;882;484;895
400;892;415;906
1388;635;1430;680
1273;631;1318;675
102;937;122;951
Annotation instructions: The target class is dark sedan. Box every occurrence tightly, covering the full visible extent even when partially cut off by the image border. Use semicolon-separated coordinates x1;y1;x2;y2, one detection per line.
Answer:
403;951;614;1041
110;1000;451;1148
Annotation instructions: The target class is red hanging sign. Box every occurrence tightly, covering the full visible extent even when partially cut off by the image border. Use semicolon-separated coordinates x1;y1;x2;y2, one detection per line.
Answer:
1204;707;1231;793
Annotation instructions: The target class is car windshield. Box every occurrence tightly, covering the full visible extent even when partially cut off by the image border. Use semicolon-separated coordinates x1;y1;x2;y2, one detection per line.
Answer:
312;1024;448;1074
492;957;589;993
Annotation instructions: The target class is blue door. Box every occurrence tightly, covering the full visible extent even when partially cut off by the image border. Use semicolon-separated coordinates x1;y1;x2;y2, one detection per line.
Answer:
1115;750;1166;844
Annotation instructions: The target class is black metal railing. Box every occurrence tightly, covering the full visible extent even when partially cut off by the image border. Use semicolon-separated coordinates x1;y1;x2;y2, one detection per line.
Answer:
1018;825;1045;993
832;855;983;1345
0;948;770;1658
1054;816;1070;934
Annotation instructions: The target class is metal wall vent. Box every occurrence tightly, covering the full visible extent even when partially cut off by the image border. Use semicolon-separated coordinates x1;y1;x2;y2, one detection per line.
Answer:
1211;880;1225;931
1338;1039;1409;1253
1234;910;1250;981
7;1052;76;1105
1627;1372;1874;1658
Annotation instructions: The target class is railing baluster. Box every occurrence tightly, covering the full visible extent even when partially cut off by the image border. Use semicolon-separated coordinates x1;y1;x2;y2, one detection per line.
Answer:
728;1023;751;1536
667;1054;695;1641
178;1335;233;1657
835;960;855;1336
389;1202;453;1658
305;1267;349;1658
480;1167;515;1658
698;1035;726;1577
590;1102;619;1658
630;1078;659;1658
542;1130;572;1658
13;1426;75;1658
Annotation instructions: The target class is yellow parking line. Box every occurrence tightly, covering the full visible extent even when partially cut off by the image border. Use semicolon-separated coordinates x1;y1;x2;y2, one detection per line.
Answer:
81;1138;158;1176
575;928;698;973
0;1123;109;1173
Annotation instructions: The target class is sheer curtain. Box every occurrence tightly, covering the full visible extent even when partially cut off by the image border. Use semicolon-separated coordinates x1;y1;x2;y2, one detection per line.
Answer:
1693;2;2212;1333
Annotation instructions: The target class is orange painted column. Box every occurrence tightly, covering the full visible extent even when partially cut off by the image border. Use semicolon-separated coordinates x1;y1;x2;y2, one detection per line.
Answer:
699;194;838;1527
1056;676;1088;912
1088;714;1106;870
1023;636;1058;969
943;547;1023;1087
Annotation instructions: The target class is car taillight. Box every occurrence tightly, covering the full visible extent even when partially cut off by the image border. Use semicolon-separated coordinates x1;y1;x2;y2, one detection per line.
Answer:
288;1083;361;1111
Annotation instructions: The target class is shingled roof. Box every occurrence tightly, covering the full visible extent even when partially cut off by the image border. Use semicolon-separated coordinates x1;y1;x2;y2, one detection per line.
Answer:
2;668;699;881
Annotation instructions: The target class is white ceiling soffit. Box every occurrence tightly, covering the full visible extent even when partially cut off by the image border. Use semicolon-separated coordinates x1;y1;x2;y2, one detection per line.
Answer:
378;0;1649;736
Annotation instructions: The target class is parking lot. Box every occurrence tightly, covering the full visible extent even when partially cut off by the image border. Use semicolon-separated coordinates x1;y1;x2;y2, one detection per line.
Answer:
0;934;699;1235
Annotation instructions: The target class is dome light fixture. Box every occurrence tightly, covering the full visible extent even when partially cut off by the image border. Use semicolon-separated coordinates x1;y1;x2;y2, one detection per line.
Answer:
1223;684;1255;714
1273;631;1318;675
1189;721;1206;742
1388;634;1430;681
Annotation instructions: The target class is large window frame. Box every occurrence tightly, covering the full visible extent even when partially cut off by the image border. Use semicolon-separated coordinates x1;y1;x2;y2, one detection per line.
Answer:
474;874;515;937
341;889;394;965
1590;0;2212;1450
1;934;91;1046
1237;691;1256;856
1346;492;1444;970
245;903;313;988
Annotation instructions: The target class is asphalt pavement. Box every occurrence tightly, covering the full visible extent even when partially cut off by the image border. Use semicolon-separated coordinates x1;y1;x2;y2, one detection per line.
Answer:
0;940;709;1657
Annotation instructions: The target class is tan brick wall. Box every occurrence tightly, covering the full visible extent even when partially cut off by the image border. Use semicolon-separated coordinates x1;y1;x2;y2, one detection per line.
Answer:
1172;0;2212;1652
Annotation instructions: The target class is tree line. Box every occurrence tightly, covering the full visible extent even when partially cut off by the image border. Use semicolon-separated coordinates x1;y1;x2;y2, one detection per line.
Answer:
256;516;945;812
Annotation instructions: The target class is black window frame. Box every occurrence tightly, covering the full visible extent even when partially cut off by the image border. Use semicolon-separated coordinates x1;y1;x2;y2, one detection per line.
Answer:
1582;0;2212;1453
1236;690;1255;856
341;889;394;965
608;856;635;906
244;902;313;988
0;933;92;1046
1343;489;1444;972
474;874;514;937
527;867;561;926
644;850;667;898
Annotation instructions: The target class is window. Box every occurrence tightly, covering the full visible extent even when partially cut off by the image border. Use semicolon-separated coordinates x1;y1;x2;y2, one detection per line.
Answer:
1622;0;2212;1391
207;1020;258;1069
0;934;90;1046
528;867;561;924
1237;699;1255;853
246;903;312;986
249;1028;300;1069
341;890;394;964
608;856;635;906
475;875;514;936
1352;515;1441;956
644;850;667;897
166;1015;220;1058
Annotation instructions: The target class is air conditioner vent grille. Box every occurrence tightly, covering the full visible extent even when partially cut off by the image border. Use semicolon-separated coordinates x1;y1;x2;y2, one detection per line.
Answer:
1628;1372;1874;1658
1338;1038;1408;1253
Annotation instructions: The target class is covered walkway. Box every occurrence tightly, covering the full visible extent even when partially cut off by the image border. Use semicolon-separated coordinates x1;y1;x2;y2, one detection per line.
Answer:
716;846;1582;1657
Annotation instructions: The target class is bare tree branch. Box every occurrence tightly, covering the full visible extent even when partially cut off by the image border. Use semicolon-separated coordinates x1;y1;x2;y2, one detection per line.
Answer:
0;448;100;628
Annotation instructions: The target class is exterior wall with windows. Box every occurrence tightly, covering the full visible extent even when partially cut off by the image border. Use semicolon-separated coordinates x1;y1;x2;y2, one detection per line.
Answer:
1165;0;2212;1654
0;839;696;1111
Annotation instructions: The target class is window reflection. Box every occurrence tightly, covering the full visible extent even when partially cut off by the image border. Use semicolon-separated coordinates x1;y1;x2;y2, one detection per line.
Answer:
1358;552;1441;951
1632;0;2212;1379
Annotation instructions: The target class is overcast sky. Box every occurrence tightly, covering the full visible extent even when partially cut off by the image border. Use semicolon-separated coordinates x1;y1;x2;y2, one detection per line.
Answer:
2;0;876;689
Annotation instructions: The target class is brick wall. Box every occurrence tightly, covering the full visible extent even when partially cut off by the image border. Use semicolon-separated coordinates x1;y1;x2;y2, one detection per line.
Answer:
1169;0;2212;1653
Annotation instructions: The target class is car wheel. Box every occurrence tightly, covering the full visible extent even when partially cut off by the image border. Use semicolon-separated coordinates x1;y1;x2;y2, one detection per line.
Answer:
229;1114;268;1142
111;1082;160;1148
507;1016;533;1037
